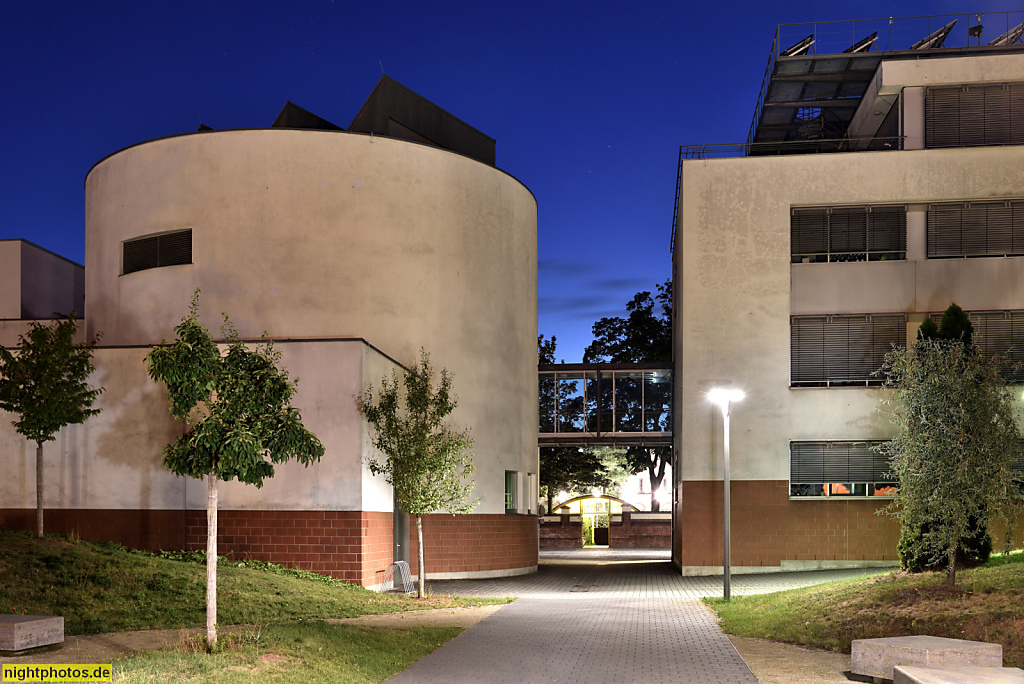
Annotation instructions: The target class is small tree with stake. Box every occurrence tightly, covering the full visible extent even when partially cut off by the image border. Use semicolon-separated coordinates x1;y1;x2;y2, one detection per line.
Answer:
358;350;476;598
146;292;324;650
0;316;103;538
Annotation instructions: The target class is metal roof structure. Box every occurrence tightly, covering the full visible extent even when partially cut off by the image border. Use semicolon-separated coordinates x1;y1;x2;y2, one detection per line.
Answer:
748;11;1024;155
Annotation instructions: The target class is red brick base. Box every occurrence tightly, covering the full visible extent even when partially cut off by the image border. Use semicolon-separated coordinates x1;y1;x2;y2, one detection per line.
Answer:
407;513;538;577
539;515;582;548
611;512;671;548
0;508;392;587
1;508;541;585
674;480;901;567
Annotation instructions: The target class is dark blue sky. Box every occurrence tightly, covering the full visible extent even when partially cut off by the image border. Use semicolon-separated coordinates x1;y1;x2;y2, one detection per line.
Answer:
0;1;1007;362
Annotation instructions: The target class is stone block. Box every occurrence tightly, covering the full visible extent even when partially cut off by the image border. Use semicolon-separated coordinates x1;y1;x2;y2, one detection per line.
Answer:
894;665;1024;684
0;615;64;652
852;636;1002;681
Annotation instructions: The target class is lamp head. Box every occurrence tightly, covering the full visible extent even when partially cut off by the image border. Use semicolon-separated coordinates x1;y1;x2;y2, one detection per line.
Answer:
707;387;745;410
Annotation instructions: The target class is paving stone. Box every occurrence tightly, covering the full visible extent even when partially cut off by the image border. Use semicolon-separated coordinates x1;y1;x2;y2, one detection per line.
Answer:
386;548;887;683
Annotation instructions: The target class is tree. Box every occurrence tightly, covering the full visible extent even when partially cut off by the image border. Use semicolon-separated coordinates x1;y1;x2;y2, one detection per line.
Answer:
583;280;673;510
146;292;324;649
538;334;611;511
358;350;477;598
0;316;103;538
881;312;1021;586
539;447;611;512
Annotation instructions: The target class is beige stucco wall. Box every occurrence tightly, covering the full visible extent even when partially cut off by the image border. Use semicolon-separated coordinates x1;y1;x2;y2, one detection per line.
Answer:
84;130;538;515
0;339;396;512
675;144;1024;482
0;241;21;320
0;240;84;322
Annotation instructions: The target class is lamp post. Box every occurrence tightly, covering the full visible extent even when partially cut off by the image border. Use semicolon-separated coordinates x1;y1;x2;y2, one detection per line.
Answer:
707;387;744;601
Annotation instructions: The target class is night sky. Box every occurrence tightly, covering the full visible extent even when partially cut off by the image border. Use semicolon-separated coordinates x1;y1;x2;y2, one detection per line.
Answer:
1;1;1012;362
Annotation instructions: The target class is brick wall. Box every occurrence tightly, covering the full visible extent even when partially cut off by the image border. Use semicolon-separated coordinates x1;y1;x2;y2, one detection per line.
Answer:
611;512;671;548
406;513;538;576
539;514;582;548
674;480;901;567
0;508;394;587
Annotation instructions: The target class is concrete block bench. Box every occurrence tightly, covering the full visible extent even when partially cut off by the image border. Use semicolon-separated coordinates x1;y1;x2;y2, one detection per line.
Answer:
852;636;1002;682
0;615;64;652
894;665;1024;684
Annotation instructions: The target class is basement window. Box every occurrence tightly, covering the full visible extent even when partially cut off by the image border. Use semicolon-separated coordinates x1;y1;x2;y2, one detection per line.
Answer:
123;230;192;275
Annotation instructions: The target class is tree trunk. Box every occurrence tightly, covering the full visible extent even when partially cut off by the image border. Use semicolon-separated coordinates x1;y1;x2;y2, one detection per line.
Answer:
207;473;219;650
648;453;667;513
946;554;957;587
35;441;44;539
416;515;425;599
546;488;554;514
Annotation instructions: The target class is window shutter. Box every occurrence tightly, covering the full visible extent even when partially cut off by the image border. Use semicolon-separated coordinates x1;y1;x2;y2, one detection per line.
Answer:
790;441;891;484
928;201;1024;258
926;83;1024;148
791;209;828;261
123;230;192;274
123;236;160;275
791;314;904;386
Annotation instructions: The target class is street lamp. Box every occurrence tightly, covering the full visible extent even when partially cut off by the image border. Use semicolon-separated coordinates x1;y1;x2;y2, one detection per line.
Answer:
707;387;744;601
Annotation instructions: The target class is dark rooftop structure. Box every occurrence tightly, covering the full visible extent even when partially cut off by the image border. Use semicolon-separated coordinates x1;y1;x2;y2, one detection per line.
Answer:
747;11;1024;155
348;75;496;166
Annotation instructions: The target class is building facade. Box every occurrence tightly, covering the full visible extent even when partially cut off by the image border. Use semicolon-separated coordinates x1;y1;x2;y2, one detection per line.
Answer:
673;17;1024;574
1;77;539;586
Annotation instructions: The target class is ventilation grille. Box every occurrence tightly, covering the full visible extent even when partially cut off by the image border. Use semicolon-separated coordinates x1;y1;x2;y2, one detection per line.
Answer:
123;230;192;275
792;206;906;263
927;200;1024;258
791;314;905;386
926;83;1024;148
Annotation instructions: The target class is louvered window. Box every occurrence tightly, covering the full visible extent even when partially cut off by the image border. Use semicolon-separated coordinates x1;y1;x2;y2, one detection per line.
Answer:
123;230;192;275
791;314;905;387
927;200;1024;258
970;311;1024;383
925;83;1024;148
790;441;896;498
791;206;906;263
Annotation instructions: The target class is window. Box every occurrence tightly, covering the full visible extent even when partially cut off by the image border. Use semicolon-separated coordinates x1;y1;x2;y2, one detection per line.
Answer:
968;311;1024;383
504;470;518;513
791;206;906;263
123;230;192;275
926;83;1024;149
791;314;905;386
927;200;1024;258
790;441;896;498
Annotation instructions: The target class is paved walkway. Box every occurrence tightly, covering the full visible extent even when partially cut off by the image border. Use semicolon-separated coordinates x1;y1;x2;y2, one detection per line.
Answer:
388;549;886;683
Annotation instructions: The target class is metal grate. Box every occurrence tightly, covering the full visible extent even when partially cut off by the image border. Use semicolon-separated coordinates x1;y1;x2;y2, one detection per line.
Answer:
792;206;906;263
926;82;1024;148
791;314;905;386
123;230;192;275
927;200;1024;258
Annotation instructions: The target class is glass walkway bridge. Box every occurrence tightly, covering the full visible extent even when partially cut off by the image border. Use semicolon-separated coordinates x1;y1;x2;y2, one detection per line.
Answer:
538;362;672;447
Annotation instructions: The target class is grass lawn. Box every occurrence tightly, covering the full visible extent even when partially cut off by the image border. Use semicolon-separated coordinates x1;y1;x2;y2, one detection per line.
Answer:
114;621;463;683
706;551;1024;667
0;529;507;634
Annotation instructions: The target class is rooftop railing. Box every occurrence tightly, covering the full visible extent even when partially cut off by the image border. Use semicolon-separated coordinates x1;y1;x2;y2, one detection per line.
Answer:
747;11;1024;145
